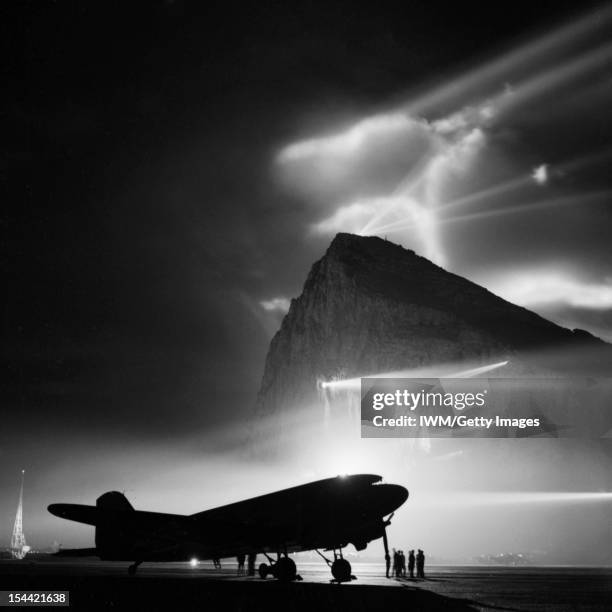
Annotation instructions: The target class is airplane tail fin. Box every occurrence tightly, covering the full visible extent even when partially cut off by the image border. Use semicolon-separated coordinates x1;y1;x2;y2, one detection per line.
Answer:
95;491;135;561
96;491;134;512
49;491;135;562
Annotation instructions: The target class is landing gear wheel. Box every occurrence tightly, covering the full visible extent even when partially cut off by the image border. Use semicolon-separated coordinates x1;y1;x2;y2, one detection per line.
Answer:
275;556;297;582
331;558;352;582
258;563;269;579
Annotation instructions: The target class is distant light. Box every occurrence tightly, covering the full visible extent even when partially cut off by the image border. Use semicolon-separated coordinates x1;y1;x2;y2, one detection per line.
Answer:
321;360;509;392
190;558;199;567
425;491;612;506
338;474;349;479
532;164;548;185
452;360;509;377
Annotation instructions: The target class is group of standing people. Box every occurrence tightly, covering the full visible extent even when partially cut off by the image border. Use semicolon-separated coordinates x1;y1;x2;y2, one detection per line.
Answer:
236;553;257;575
386;548;425;579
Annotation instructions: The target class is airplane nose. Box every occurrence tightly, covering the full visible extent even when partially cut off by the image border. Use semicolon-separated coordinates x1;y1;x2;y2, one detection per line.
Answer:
388;484;409;509
376;484;409;515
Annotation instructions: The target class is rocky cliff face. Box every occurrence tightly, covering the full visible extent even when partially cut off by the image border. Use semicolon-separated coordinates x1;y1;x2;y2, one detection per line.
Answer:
253;233;608;446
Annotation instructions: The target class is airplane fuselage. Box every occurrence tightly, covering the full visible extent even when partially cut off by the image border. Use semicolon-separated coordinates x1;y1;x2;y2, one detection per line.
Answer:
49;474;408;566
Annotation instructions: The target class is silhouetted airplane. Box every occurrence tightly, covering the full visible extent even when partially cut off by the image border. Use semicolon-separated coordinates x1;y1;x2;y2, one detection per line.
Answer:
48;473;408;581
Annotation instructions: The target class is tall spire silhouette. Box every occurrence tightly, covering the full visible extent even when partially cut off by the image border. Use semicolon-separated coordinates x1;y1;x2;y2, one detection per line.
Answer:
11;470;28;560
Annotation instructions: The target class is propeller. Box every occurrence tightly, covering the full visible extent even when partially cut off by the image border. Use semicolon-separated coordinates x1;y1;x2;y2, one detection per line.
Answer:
382;526;390;557
382;512;394;559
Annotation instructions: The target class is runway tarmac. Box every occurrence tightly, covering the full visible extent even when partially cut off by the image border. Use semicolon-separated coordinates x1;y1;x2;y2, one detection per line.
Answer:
0;560;610;611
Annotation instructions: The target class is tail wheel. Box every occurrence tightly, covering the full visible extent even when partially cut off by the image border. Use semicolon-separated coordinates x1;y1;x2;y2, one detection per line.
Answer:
275;556;297;582
331;558;352;582
258;563;269;579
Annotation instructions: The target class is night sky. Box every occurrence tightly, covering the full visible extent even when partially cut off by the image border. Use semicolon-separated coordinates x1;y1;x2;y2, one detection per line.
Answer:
3;1;612;557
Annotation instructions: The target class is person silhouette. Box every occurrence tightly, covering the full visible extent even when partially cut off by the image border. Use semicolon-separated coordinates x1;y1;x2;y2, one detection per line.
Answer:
416;549;425;579
247;553;256;576
408;550;415;578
